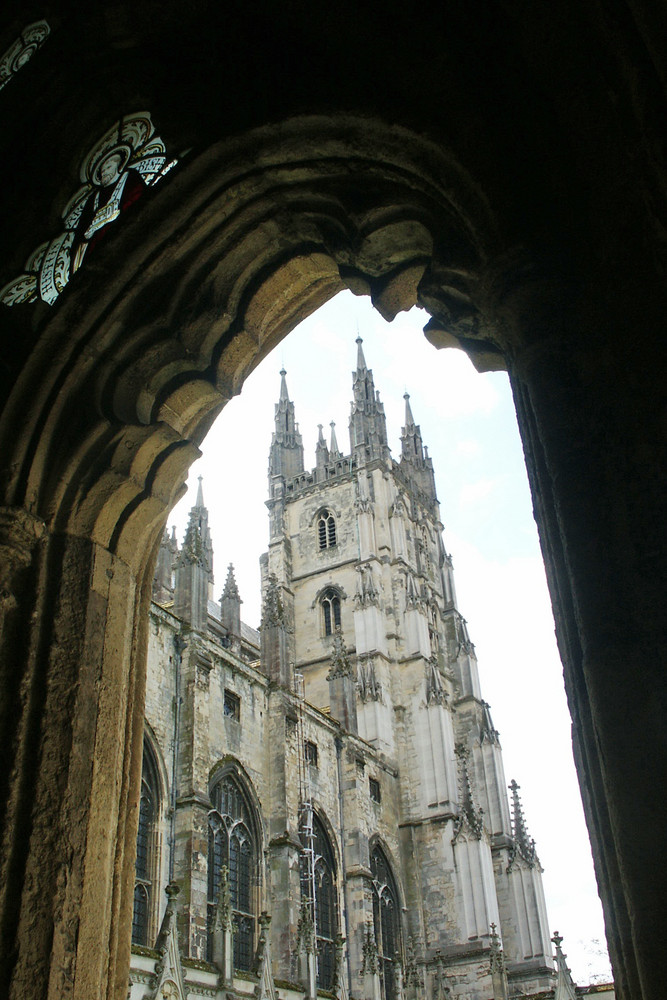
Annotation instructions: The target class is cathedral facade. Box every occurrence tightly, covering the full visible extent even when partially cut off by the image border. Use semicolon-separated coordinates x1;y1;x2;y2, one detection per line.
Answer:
129;341;557;1000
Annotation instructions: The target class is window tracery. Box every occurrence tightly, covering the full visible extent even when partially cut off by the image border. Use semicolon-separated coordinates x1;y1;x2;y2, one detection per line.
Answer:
317;509;337;549
300;813;338;990
1;111;178;306
207;773;258;970
132;737;161;946
371;844;402;1000
321;589;341;636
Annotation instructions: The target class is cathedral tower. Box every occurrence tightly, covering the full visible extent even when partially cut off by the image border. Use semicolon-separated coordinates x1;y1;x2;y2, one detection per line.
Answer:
261;338;555;997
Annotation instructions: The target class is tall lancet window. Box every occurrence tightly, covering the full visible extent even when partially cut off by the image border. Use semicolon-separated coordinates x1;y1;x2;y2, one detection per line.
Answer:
371;844;402;1000
133;737;161;946
318;509;337;549
300;812;339;990
207;773;258;970
321;589;341;636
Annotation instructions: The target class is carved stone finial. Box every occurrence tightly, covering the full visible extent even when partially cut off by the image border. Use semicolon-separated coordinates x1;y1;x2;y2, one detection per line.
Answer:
361;922;379;975
328;626;353;680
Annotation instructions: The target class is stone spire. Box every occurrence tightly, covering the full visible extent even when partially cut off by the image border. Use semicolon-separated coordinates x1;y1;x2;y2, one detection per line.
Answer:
220;563;242;645
348;337;389;465
315;424;329;471
509;779;537;866
268;368;304;493
552;932;578;1000
173;477;213;630
329;420;341;458
152;526;178;604
399;392;437;502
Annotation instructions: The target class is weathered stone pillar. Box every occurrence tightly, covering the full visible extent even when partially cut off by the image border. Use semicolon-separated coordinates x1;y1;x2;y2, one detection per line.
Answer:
211;866;234;984
478;258;667;1000
0;516;150;1000
173;640;213;959
267;832;302;982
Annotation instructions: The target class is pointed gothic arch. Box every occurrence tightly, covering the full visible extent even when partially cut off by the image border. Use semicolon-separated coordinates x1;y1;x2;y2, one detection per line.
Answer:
299;809;340;991
207;763;263;971
132;733;164;947
369;841;403;1000
0;28;663;991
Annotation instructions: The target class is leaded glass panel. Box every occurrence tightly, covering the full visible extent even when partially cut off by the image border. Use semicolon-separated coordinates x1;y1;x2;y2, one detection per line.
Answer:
207;774;257;972
371;845;402;1000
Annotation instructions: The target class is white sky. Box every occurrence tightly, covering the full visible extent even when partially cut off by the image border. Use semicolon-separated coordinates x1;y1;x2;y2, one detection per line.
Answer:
170;290;612;985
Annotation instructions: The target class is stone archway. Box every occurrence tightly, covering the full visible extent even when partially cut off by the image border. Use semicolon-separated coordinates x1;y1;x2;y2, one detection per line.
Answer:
0;118;502;1000
0;114;664;1000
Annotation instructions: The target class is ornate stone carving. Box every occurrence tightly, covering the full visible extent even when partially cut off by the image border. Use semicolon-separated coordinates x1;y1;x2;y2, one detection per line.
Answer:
452;744;484;842
432;951;452;999
507;780;538;870
262;574;286;627
328;627;354;680
361;923;379;975
354;563;379;608
357;655;382;703
149;884;186;1000
426;655;449;706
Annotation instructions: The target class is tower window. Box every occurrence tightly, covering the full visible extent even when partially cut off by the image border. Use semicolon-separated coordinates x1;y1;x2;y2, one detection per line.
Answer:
318;509;337;549
305;740;319;766
321;590;341;636
370;777;381;803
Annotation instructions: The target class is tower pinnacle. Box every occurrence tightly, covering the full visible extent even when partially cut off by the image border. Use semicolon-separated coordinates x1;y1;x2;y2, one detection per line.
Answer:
399;391;437;502
349;337;389;464
509;780;537;865
356;335;367;372
268;368;305;492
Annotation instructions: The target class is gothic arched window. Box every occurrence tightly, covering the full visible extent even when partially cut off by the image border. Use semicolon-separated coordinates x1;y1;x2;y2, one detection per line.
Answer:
318;509;337;549
371;844;402;1000
321;589;341;636
132;737;161;946
300;811;339;991
207;773;258;971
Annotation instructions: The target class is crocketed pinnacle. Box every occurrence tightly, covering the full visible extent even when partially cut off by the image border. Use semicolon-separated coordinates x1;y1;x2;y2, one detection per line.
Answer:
356;335;367;372
261;573;285;627
329;420;340;457
195;474;204;508
509;779;537;863
222;563;240;601
551;932;578;1000
349;337;389;463
268;368;304;485
328;627;353;679
179;476;212;568
404;391;415;428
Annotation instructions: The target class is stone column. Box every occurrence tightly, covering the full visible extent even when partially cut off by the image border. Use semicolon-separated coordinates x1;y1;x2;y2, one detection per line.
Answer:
0;517;150;1000
479;258;667;1000
173;641;213;960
